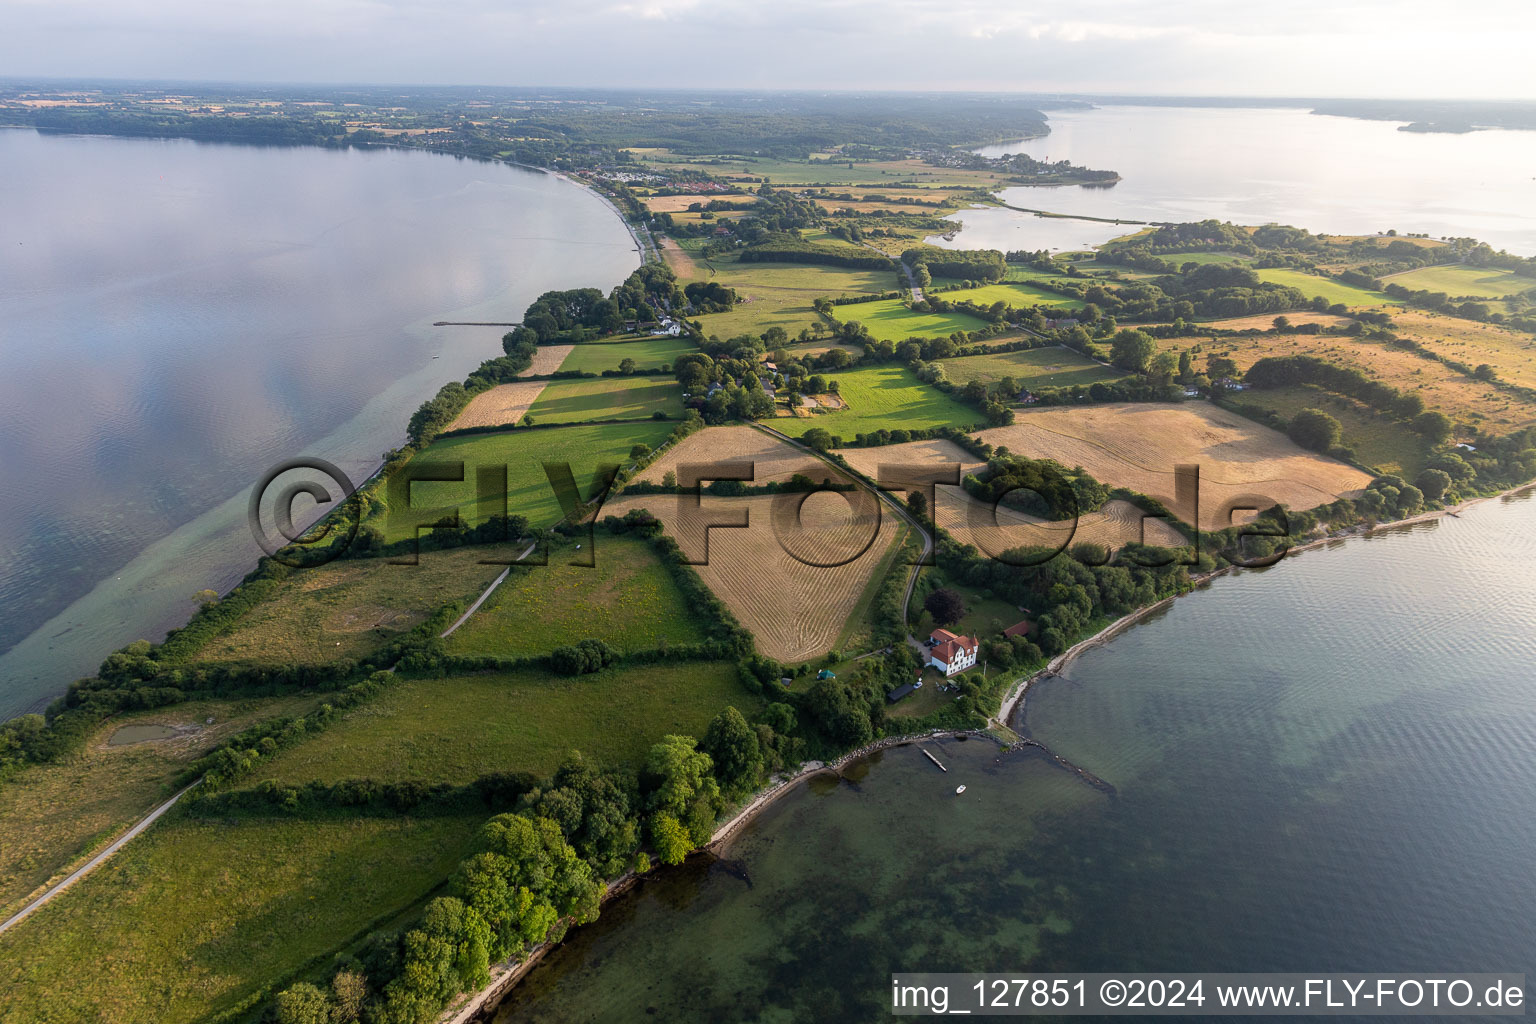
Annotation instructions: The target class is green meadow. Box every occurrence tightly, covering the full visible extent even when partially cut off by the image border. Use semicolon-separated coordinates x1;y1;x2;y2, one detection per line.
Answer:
445;534;706;658
0;807;481;1024
0;693;320;921
524;375;683;424
777;364;978;440
1254;268;1399;307
688;257;897;340
838;298;990;342
388;420;677;539
935;281;1084;310
1383;264;1532;300
557;336;697;374
245;662;756;787
190;544;522;667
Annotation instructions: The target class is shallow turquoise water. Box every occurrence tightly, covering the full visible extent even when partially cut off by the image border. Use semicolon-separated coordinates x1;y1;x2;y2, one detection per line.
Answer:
0;130;636;714
492;492;1536;1022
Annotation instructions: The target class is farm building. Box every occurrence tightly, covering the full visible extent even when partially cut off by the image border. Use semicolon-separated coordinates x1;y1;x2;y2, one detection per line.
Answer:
926;628;979;676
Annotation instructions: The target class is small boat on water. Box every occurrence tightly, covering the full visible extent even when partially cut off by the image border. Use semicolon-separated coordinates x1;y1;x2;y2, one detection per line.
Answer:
955;785;966;795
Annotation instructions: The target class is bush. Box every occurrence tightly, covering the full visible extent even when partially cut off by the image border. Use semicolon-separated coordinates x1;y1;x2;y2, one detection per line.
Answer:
1287;408;1342;452
549;639;616;676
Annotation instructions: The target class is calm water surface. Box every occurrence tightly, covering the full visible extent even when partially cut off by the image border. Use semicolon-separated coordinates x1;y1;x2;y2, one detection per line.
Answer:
0;130;636;716
936;106;1536;254
494;492;1536;1022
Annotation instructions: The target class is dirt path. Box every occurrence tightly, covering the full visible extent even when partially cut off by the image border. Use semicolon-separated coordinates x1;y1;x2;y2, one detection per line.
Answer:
438;541;537;638
0;779;201;936
3;539;538;938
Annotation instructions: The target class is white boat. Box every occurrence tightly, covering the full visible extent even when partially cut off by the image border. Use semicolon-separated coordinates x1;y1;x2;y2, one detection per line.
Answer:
955;785;966;795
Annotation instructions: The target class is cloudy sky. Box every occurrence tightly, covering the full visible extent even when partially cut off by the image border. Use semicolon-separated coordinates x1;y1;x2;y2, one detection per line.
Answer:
2;0;1532;97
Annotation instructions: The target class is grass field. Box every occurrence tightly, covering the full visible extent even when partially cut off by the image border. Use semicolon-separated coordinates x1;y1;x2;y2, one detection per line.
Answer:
1253;268;1400;307
248;662;754;787
912;568;1027;648
934;282;1084;310
774;364;979;442
524;375;682;424
0;694;318;920
977;403;1373;527
387;420;677;539
0;807;481;1024
1230;385;1429;477
1383;264;1533;300
1171;330;1534;431
838;298;990;342
630;151;1009;188
939;346;1125;390
683;254;897;339
445;535;707;658
190;544;522;666
556;337;696;374
1157;252;1250;268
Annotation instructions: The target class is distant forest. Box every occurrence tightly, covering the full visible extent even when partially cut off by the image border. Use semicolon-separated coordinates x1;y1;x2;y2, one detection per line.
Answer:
0;83;1086;165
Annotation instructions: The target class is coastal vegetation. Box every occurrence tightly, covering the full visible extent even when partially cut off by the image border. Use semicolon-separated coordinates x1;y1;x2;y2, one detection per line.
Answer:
5;85;1536;1024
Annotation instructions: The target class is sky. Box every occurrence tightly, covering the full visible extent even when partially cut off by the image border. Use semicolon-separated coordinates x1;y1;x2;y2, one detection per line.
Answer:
2;0;1533;97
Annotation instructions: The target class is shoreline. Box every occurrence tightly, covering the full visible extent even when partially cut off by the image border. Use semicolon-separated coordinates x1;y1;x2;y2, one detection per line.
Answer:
998;477;1536;728
440;728;978;1024
441;477;1536;1022
554;171;653;262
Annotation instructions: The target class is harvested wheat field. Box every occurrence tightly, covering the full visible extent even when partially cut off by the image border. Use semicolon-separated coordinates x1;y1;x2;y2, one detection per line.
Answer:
936;494;1186;557
643;193;750;213
602;490;899;662
450;380;547;430
836;439;1183;553
835;437;984;481
977;403;1372;528
522;344;574;376
632;425;852;487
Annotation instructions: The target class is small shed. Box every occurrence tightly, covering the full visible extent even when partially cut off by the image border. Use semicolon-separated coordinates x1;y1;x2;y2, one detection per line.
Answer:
1002;620;1032;638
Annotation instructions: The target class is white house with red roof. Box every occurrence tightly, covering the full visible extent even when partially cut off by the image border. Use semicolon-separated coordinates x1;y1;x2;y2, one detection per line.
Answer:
926;628;979;677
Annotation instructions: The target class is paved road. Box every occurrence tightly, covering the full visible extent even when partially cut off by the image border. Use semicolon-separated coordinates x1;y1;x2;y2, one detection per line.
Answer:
897;261;925;303
0;778;201;936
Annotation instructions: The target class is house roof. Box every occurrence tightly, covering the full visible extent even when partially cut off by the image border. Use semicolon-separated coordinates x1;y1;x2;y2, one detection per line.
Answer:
1002;620;1032;638
932;634;978;665
931;628;960;644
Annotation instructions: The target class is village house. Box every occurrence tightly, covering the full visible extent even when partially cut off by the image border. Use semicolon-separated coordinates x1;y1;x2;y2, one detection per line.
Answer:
925;628;979;677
